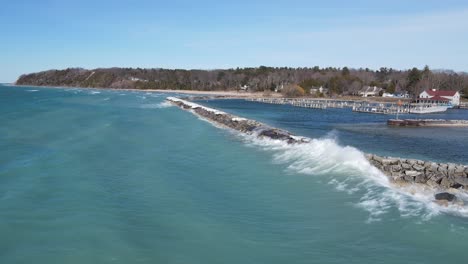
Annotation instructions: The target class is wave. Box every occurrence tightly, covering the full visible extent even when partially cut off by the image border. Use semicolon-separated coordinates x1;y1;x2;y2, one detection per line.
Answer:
236;132;468;221
27;89;39;92
140;101;173;109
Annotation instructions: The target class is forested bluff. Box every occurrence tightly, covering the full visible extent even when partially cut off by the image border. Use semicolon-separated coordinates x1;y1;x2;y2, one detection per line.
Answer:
16;66;468;97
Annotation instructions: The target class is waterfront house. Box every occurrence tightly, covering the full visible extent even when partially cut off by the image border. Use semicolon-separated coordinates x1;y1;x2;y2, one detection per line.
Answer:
239;85;250;92
419;89;460;106
359;86;382;97
310;86;328;95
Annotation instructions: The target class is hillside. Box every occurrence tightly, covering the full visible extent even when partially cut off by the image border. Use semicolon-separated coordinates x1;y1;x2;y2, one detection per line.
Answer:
16;66;468;96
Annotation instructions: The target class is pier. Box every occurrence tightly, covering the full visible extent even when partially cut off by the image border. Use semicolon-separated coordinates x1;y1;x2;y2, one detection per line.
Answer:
352;102;410;115
248;98;360;110
247;98;411;115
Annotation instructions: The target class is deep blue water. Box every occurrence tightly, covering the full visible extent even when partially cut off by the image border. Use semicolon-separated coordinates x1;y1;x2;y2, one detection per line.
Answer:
1;85;468;264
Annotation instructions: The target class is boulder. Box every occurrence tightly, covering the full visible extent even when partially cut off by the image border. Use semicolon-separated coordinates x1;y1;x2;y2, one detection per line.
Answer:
427;163;439;172
440;177;454;189
390;171;403;180
405;170;422;177
437;165;448;176
454;176;468;187
448;163;456;178
412;164;425;171
414;173;428;183
258;129;291;141
454;166;466;177
434;192;456;202
423;161;432;169
381;158;399;166
391;165;402;172
401;162;412;170
373;155;384;164
428;172;444;183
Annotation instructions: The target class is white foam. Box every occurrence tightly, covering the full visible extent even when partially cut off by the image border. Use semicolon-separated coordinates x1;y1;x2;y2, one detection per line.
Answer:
140;101;173;109
167;97;226;115
89;91;101;94
239;134;468;221
167;95;468;220
27;89;39;92
232;117;247;122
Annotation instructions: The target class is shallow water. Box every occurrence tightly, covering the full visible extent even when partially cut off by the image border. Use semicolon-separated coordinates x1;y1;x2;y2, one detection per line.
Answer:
1;85;468;263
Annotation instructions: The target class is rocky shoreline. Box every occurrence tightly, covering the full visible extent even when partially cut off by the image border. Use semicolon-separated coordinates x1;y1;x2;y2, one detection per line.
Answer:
167;97;468;203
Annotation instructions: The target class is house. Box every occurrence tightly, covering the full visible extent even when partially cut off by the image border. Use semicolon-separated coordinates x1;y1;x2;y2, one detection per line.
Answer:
239;85;249;92
274;84;284;93
310;86;328;95
359;86;382;97
419;89;460;106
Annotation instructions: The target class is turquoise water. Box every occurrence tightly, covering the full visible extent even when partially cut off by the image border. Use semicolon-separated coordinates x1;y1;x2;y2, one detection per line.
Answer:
1;85;468;263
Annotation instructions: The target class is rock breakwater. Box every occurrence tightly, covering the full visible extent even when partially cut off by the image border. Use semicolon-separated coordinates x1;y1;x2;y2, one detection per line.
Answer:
388;119;468;127
366;154;468;189
167;97;468;200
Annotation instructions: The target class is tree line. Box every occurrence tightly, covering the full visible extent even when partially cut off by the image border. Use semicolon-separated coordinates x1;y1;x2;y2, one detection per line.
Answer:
16;66;468;97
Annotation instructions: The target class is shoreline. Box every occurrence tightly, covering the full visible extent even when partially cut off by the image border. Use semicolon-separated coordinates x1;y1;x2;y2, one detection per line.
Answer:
8;84;280;99
8;84;420;102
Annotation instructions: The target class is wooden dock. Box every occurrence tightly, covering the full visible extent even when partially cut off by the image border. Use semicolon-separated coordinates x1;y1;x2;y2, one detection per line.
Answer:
248;98;410;115
248;98;358;110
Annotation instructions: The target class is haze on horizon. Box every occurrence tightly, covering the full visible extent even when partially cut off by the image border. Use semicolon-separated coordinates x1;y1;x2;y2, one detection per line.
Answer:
1;0;468;83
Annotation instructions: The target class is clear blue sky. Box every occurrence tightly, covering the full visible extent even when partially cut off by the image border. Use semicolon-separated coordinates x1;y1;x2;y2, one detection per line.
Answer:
1;0;468;82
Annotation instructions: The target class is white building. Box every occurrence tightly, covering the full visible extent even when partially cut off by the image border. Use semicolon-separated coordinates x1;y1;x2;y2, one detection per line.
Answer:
359;86;382;97
419;89;460;106
310;86;328;95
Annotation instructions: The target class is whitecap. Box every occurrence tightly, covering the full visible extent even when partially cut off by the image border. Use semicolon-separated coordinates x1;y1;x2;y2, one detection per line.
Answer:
171;97;468;221
140;101;173;109
238;133;468;221
27;89;39;92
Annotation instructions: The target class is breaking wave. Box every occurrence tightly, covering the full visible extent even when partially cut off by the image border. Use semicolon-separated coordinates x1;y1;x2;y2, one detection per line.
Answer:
140;101;173;109
236;132;468;221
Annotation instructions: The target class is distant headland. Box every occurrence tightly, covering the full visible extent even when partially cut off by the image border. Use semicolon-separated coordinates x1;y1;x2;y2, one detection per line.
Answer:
15;66;468;99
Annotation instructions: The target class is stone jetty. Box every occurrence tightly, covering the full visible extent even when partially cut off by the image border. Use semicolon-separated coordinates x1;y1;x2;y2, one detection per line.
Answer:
388;119;468;127
167;97;468;202
366;154;468;189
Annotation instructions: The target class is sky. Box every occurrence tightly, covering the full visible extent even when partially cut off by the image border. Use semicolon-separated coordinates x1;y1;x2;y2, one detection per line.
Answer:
1;0;468;82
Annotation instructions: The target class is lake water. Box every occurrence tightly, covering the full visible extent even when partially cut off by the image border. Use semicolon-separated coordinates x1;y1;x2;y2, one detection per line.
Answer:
1;85;468;263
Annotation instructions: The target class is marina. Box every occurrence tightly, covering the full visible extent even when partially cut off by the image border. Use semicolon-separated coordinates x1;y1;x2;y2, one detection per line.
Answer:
247;97;466;115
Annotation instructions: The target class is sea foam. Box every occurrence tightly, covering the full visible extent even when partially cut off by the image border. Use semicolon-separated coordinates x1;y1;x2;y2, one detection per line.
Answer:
140;101;173;109
238;131;468;221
